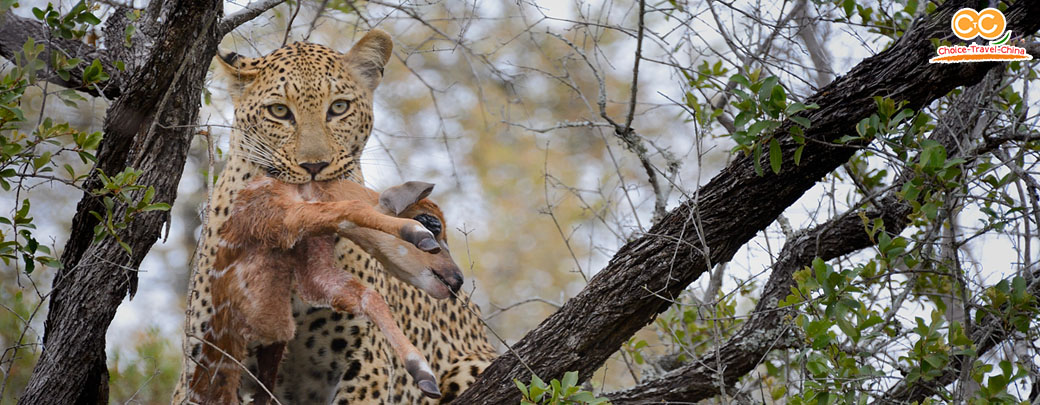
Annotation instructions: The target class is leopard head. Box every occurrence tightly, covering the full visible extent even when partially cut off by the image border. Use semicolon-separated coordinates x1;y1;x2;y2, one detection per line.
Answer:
215;31;393;183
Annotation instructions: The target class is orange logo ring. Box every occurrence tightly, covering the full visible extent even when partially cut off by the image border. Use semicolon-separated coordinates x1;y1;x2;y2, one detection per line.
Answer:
952;8;1006;40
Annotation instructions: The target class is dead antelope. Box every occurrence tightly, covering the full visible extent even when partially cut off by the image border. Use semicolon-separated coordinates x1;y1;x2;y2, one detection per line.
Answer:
188;177;461;404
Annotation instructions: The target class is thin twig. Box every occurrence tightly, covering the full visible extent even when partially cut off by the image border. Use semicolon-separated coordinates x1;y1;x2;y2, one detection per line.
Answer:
220;0;286;35
281;0;302;47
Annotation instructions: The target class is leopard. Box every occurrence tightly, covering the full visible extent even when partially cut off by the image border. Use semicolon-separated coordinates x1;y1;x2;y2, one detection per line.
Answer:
174;30;496;404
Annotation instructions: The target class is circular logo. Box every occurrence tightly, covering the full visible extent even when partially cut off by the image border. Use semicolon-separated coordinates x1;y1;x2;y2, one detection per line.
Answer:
952;8;1007;40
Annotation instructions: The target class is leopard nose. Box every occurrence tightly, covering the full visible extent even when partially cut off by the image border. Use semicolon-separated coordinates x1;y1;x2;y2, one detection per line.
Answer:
299;162;329;176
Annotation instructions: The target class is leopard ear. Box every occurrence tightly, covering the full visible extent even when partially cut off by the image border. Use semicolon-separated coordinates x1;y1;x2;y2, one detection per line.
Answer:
213;51;261;101
344;29;393;91
379;181;434;216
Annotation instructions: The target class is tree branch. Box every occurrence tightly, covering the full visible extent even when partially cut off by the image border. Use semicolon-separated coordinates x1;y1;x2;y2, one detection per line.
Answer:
219;0;286;35
453;1;1040;403
0;11;124;99
607;67;1004;403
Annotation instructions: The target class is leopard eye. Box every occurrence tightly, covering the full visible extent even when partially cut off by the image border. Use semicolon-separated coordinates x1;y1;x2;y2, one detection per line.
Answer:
267;104;292;120
328;100;350;118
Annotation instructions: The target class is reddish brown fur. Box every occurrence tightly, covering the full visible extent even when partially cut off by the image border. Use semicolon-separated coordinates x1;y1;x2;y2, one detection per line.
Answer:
189;177;451;404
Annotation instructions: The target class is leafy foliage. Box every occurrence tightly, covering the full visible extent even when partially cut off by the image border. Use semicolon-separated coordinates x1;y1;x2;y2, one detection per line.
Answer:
515;372;610;405
88;167;171;255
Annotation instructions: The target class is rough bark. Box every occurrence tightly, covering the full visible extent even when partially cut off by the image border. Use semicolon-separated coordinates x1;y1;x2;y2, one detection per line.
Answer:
16;2;226;403
453;1;1040;403
606;68;1003;403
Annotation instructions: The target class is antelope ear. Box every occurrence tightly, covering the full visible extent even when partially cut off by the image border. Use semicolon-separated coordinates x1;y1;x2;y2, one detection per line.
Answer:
344;29;393;91
213;51;261;102
379;181;434;216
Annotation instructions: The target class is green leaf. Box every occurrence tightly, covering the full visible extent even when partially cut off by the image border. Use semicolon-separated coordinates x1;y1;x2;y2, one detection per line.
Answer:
68;1;86;17
769;138;782;174
770;84;786;107
76;10;101;25
920;201;938;220
923;353;946;369
83;131;103;150
0;104;27;122
22;253;35;274
790;116;811;128
83;59;100;82
918;140;946;171
531;374;546;390
905;0;919;14
41;257;63;269
734;110;754;129
124;24;135;46
747;120;773;139
1011;276;1027;302
785;102;809;115
729;73;751;89
901;179;922;202
514;379;529;398
139;203;170;212
57;89;87;107
82;59;108;83
752;142;764;176
891;108;913;125
805;355;828;376
561;371;578;390
31;151;51;170
15;198;30;218
758;76;778;104
836;316;860;343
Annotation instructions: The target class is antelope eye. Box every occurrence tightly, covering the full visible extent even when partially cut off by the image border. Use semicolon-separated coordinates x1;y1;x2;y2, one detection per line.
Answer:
328;100;350;117
267;104;292;120
414;214;442;236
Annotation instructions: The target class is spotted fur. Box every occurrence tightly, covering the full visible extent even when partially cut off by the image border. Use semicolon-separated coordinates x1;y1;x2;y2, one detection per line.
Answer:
174;31;495;404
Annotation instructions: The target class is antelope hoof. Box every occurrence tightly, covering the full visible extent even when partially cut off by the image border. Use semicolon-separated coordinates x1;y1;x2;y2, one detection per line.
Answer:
406;356;442;399
418;379;442;399
418;238;439;253
401;225;440;253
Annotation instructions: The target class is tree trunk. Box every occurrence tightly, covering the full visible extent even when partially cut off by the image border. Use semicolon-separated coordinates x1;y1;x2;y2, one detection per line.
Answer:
453;1;1040;403
17;1;225;403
